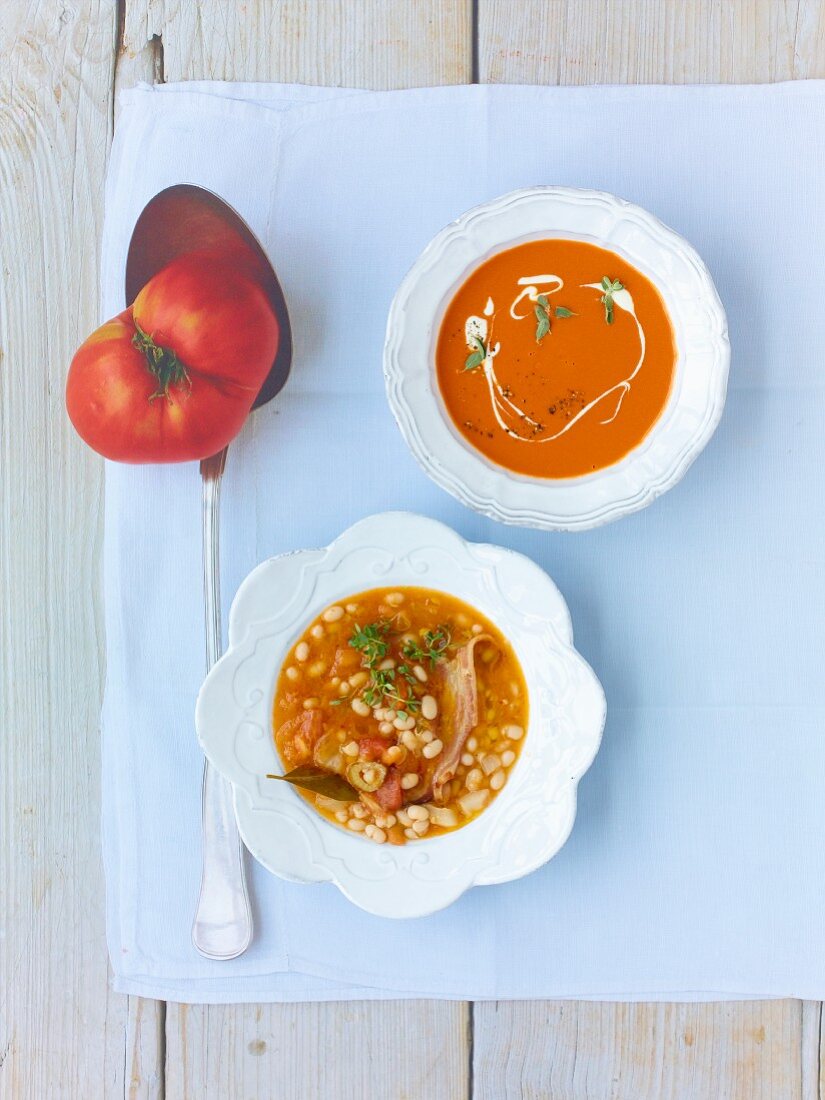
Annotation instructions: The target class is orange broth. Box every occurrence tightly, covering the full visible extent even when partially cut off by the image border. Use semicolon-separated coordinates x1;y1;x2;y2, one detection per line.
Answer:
272;587;528;845
435;238;676;478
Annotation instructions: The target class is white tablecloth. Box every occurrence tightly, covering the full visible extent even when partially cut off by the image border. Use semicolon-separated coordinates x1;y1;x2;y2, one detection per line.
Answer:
101;80;825;1002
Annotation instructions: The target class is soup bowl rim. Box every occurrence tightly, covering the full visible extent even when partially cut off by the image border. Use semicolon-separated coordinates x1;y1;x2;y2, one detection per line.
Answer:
383;185;730;531
195;511;606;919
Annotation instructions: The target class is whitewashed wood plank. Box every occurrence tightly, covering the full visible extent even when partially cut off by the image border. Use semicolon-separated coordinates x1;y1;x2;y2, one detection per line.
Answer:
473;2;825;1098
114;2;472;1096
0;2;165;1097
122;0;471;88
478;0;825;85
472;1000;804;1100
165;1000;469;1100
801;1001;821;1100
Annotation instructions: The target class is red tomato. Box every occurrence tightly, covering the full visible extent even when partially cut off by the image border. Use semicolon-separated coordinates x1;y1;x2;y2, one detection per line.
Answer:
358;737;392;762
372;768;403;812
66;251;278;462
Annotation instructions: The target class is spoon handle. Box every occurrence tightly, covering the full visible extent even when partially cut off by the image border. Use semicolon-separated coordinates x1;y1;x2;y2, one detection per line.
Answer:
192;447;253;960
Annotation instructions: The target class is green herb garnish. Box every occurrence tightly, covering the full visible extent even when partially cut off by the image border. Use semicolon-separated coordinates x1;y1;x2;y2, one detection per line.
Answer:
599;277;624;325
349;621;390;666
402;625;453;667
554;306;576;318
464;335;488;371
534;294;551;343
346;620;421;712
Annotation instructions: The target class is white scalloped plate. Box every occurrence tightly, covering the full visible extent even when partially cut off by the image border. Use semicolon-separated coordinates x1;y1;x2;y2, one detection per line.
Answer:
196;513;606;918
384;187;730;531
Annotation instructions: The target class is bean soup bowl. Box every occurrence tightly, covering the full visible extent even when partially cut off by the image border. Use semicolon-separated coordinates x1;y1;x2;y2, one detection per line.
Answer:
196;512;606;918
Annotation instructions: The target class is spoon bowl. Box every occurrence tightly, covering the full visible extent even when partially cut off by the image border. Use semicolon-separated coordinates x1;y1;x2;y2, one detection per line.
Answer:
126;183;292;407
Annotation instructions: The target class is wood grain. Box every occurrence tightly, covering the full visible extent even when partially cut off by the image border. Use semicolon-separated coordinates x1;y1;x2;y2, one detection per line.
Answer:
0;2;166;1098
478;0;825;84
472;1000;806;1100
165;1000;469;1100
121;0;472;88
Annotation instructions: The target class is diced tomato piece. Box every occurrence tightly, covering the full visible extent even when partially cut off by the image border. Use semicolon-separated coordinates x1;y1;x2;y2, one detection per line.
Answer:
371;767;403;812
358;736;391;762
331;646;360;676
275;710;322;766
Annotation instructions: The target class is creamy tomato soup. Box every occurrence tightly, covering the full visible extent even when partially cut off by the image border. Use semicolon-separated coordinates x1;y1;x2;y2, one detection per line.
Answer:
272;587;528;845
436;238;676;478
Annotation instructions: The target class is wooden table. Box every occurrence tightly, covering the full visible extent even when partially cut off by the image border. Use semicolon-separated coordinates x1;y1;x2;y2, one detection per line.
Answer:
2;1;824;1096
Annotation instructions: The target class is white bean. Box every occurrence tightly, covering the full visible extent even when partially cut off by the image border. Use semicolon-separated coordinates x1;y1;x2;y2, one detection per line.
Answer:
285;666;299;682
490;769;506;791
412;819;430;836
481;753;501;776
346;603;359;614
295;641;309;662
421;695;438;720
501;750;516;767
413;665;428;683
379;721;394;735
385;592;405;606
503;724;524;740
347;818;366;832
323;605;344;622
465;768;484;791
422;739;443;760
338;681;350;695
302;697;320;710
349;671;369;688
461;753;474;767
351;802;368;819
401;731;418;751
407;804;429;821
342;741;359;757
308;660;326;677
404;827;417;840
458;789;490;815
310;623;325;639
378;658;396;671
351;698;370;717
401;772;419;790
471;623;484;635
466;735;478;752
427;805;458;828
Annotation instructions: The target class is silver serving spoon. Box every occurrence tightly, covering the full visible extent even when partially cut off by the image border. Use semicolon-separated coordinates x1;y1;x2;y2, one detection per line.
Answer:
126;185;292;959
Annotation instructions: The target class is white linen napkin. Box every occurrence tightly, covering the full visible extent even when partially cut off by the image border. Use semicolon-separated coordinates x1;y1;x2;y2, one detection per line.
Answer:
101;80;825;1003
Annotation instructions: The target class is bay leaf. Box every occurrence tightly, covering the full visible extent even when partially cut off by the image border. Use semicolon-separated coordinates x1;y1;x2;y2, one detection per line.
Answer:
267;766;358;801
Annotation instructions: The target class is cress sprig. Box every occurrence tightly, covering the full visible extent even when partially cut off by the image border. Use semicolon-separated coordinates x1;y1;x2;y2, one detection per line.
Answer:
339;619;421;713
401;626;453;668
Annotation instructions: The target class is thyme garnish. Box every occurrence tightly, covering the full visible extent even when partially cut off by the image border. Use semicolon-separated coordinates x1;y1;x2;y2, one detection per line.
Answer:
599;277;624;325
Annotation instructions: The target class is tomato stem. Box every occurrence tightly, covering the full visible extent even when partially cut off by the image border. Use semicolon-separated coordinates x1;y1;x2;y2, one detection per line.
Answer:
132;319;192;401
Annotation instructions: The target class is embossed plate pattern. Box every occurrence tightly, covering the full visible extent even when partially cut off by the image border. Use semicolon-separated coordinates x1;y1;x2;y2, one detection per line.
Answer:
384;187;730;531
196;513;606;918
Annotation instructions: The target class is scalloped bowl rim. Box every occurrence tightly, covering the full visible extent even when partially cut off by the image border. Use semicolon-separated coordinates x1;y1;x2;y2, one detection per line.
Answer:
383;186;730;531
195;512;607;918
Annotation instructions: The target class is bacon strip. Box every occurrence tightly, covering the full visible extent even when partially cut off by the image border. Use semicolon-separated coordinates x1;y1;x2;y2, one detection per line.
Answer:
430;634;496;803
